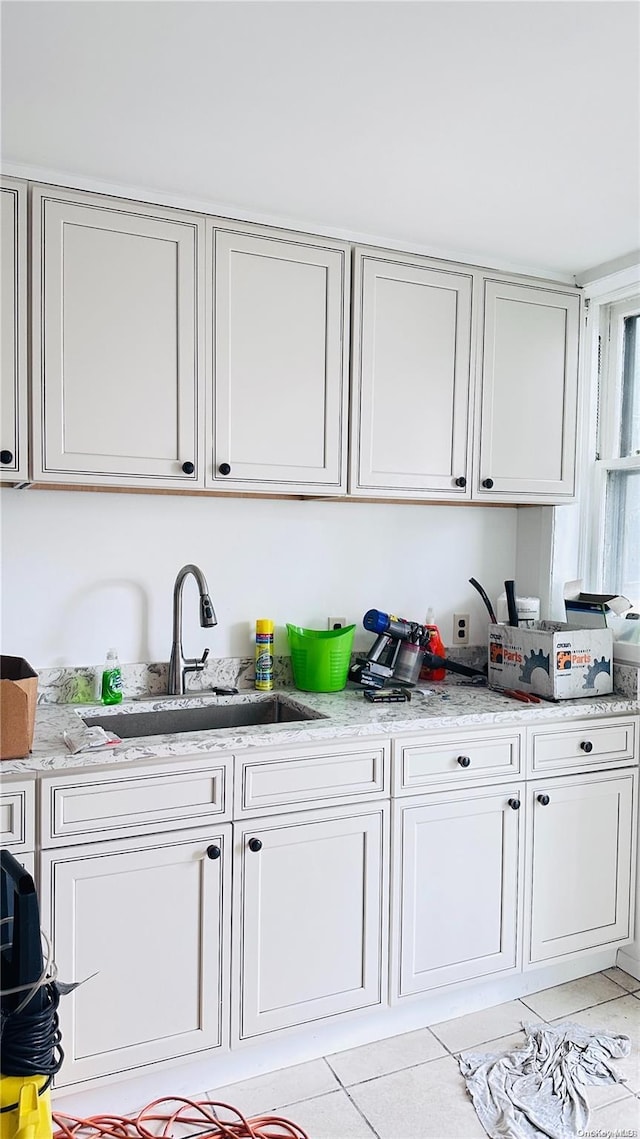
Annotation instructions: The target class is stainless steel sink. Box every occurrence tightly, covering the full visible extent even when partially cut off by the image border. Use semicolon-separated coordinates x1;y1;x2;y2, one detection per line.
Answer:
82;695;326;739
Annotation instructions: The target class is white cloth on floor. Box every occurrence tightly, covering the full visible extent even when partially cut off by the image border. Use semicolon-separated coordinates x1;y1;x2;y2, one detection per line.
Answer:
458;1020;631;1139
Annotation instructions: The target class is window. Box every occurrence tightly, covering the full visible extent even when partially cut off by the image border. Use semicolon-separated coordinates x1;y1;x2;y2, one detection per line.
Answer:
583;285;640;662
599;299;640;599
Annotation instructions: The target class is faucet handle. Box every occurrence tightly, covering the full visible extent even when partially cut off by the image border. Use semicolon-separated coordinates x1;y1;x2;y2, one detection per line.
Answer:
183;648;210;676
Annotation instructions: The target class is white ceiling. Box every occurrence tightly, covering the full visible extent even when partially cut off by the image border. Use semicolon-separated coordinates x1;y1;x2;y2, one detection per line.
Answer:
2;0;639;278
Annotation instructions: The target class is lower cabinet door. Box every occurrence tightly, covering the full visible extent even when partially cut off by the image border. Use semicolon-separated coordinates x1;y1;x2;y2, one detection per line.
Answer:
526;770;636;965
233;803;388;1041
40;825;231;1087
394;785;523;999
7;850;35;879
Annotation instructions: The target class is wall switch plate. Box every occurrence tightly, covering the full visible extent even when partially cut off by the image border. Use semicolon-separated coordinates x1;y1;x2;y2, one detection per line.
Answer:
328;617;347;630
453;613;469;644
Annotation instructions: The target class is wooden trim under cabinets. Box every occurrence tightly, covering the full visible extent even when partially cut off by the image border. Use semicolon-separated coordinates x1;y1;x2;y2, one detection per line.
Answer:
11;482;520;506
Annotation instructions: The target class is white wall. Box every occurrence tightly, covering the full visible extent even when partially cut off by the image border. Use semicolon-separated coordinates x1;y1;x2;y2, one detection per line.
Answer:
515;507;555;618
0;489;517;669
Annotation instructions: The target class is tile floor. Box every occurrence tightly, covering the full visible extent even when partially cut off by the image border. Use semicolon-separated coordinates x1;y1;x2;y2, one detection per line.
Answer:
205;969;640;1138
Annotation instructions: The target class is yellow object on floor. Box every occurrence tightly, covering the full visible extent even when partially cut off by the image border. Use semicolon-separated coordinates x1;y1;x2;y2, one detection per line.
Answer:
0;1076;53;1139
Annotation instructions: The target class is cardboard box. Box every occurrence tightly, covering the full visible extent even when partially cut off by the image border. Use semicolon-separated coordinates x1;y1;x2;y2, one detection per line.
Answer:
488;622;613;701
564;579;631;628
0;656;38;760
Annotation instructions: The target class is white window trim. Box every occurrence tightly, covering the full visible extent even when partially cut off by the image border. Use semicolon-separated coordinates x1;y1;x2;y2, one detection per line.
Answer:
579;266;640;665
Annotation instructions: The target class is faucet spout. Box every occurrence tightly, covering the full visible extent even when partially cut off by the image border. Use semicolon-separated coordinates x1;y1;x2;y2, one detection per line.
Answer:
168;564;217;696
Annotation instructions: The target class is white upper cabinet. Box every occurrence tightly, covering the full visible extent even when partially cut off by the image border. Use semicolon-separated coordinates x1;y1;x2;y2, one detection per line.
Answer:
31;186;204;487
23;179;583;502
208;223;350;493
350;249;473;498
1;178;28;482
475;280;581;501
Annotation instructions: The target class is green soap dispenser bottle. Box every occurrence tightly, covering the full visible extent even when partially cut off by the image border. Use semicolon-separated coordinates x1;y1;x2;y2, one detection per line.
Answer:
101;648;123;705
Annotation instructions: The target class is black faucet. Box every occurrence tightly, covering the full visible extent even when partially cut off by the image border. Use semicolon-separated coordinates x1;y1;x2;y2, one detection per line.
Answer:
168;564;217;696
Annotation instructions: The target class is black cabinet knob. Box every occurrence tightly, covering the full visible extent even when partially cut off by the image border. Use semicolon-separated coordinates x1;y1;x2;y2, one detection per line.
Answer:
0;450;14;465
182;461;195;475
580;741;593;753
248;838;262;853
455;476;467;488
206;845;221;859
457;755;471;768
218;463;231;476
508;798;521;810
537;794;550;806
482;478;494;489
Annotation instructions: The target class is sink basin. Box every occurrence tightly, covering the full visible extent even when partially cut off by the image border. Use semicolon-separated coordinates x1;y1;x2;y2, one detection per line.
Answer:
82;695;326;739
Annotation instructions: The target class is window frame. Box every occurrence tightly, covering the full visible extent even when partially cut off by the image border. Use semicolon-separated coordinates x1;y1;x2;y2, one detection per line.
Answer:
579;268;640;665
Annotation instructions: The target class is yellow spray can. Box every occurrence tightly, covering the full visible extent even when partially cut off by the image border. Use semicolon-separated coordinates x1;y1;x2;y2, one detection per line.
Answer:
255;619;274;691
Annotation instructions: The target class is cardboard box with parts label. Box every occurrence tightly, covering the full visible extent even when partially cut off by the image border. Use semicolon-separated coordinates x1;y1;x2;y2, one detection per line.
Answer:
487;622;613;701
0;656;38;760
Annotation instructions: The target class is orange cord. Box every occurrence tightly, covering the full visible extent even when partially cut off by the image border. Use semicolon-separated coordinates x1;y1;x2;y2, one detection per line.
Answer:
52;1097;310;1139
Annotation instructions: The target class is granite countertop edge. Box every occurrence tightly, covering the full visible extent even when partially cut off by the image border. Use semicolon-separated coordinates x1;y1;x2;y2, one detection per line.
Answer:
2;684;639;776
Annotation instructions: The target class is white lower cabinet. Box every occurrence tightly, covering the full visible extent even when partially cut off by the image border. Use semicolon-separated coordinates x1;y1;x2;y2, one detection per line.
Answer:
1;776;36;882
32;714;638;1096
393;784;523;999
232;803;388;1042
1;776;36;853
41;825;231;1087
525;769;637;966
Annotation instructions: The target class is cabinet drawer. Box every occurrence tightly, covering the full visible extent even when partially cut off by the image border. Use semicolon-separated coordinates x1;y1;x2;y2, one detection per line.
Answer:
528;718;637;777
0;778;35;852
394;729;522;794
40;756;231;846
235;740;390;816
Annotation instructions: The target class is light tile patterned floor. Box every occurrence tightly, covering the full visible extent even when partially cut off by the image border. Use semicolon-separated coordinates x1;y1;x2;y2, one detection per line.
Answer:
205;970;640;1138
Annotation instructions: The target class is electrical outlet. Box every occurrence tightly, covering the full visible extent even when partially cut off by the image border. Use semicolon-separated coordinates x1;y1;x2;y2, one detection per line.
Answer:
328;617;347;631
453;613;469;645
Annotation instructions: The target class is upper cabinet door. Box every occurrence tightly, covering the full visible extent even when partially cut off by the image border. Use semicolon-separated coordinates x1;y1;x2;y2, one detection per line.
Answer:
209;224;349;493
350;250;473;498
476;281;580;501
32;186;204;486
1;178;28;483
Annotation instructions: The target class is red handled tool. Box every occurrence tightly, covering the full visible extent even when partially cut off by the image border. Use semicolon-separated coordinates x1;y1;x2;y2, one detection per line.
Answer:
495;687;541;703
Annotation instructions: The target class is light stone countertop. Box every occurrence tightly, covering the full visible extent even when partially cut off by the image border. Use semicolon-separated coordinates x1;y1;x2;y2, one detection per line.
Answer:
2;683;639;776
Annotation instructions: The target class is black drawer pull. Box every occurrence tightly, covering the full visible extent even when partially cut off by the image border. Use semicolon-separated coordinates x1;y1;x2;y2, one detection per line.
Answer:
248;837;262;853
508;798;521;810
455;476;466;488
0;450;14;465
457;755;471;768
219;463;231;476
482;477;494;489
580;741;593;753
537;794;550;806
182;461;195;475
206;845;221;860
